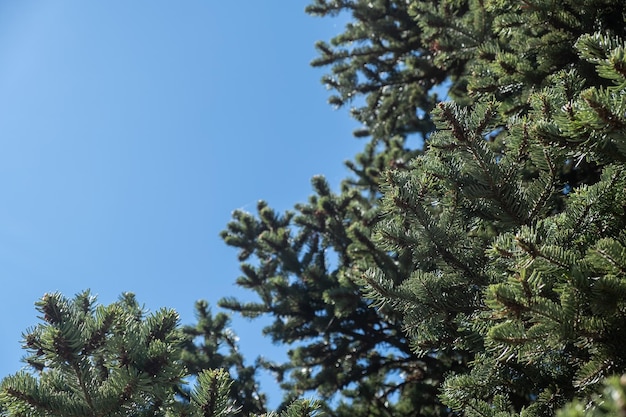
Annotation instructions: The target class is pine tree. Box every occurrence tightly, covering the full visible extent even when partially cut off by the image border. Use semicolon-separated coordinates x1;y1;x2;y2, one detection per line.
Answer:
6;1;623;416
361;0;626;415
557;375;626;417
179;301;267;416
218;0;626;415
215;1;480;416
219;190;464;417
306;0;446;141
215;3;484;416
0;292;319;417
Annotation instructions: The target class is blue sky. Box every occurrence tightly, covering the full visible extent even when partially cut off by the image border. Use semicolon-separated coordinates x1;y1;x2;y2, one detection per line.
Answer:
0;1;362;405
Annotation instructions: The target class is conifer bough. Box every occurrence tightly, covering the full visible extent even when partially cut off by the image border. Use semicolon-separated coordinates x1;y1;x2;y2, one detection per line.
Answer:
3;1;626;416
0;292;320;417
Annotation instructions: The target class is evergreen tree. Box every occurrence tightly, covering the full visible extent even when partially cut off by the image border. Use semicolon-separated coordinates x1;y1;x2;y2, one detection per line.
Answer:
5;1;624;416
306;0;445;141
557;375;626;417
0;292;318;417
362;0;626;415
179;301;267;416
219;191;462;417
216;1;475;416
216;0;626;416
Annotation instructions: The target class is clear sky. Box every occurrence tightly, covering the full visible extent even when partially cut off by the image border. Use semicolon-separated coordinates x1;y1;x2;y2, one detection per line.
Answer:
0;1;362;406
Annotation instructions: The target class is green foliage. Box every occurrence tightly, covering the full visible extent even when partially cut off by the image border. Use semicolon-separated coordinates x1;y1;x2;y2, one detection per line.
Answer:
216;0;623;414
188;369;239;417
0;292;324;417
362;1;626;415
557;374;626;417
219;188;460;416
5;1;626;416
215;2;484;415
1;291;186;417
180;301;266;416
0;292;254;417
306;0;446;142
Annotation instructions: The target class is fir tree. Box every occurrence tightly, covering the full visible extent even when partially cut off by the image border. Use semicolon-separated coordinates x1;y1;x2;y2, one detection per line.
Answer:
0;292;318;417
306;0;445;141
5;1;624;416
557;375;626;417
363;0;626;415
216;0;478;415
217;0;626;415
179;301;267;416
215;8;481;416
219;191;464;416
